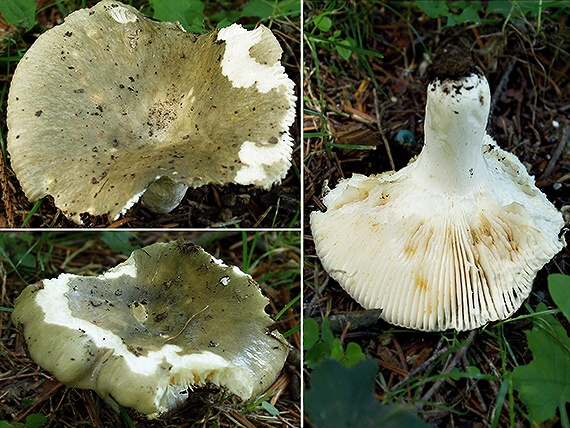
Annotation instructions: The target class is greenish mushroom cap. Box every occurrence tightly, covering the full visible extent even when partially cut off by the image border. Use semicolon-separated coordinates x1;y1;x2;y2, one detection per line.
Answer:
12;241;289;417
7;0;296;223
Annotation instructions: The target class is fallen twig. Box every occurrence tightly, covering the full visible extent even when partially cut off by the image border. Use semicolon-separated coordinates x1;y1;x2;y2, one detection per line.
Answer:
489;52;519;119
415;330;477;410
541;123;569;179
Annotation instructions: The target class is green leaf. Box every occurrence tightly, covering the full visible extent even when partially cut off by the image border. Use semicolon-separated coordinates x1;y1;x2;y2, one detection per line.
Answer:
240;0;299;20
24;413;46;428
320;317;334;346
345;342;366;366
149;0;205;33
512;303;570;425
448;365;482;380
100;231;140;255
455;6;481;24
0;422;23;428
313;14;332;32
416;0;450;19
21;398;34;409
305;342;332;368
452;0;483;11
549;274;570;321
0;234;37;272
216;18;232;29
275;0;301;16
486;0;513;18
330;338;345;361
304;317;367;368
241;0;275;19
335;38;356;61
305;359;430;428
0;412;45;428
260;400;280;416
113;395;136;428
209;9;241;25
0;0;37;30
303;317;320;349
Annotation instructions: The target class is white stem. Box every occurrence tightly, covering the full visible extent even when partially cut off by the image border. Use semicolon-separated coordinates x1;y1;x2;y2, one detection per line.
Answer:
412;74;491;195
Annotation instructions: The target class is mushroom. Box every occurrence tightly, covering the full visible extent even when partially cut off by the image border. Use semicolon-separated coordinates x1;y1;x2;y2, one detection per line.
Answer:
310;47;565;332
7;1;296;224
11;240;289;417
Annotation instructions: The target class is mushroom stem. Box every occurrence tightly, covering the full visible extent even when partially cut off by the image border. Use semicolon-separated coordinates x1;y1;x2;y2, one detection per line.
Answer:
141;177;189;214
413;74;491;195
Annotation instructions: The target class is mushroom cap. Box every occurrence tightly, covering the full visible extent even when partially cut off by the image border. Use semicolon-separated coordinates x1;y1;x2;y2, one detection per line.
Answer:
7;1;296;223
310;76;564;332
12;241;288;417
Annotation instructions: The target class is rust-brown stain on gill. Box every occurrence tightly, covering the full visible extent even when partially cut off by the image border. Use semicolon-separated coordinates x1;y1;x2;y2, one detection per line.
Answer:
446;224;455;251
403;220;426;259
470;226;480;245
477;213;493;243
504;224;519;253
478;213;521;262
403;240;417;258
414;272;428;291
500;224;523;265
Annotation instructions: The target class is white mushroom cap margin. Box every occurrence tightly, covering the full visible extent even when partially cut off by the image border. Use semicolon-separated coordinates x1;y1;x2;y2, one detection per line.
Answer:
7;1;296;224
12;241;289;417
310;73;565;332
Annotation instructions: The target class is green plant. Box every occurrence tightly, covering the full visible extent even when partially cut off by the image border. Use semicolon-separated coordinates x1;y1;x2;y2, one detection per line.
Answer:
0;0;300;33
148;0;206;32
308;12;355;62
305;358;430;428
242;392;280;417
512;274;570;427
241;231;300;282
304;317;366;368
0;413;46;428
146;0;300;33
305;2;383;64
0;0;37;30
303;1;386;160
100;231;142;255
115;397;137;428
415;0;482;27
240;231;300;340
415;0;568;31
304;316;428;425
0;233;56;280
0;232;142;281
